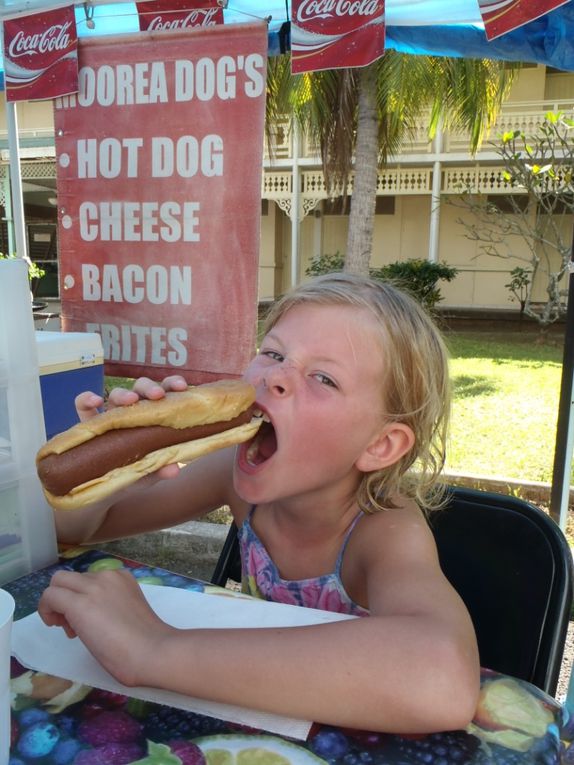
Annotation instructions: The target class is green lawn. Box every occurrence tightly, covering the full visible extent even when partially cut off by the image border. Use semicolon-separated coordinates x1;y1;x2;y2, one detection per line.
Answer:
444;329;566;485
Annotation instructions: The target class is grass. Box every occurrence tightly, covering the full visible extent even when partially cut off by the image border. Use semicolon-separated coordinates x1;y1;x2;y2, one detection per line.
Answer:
444;327;567;485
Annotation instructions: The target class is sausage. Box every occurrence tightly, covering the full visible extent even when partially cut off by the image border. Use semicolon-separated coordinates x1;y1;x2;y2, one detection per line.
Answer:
36;379;261;511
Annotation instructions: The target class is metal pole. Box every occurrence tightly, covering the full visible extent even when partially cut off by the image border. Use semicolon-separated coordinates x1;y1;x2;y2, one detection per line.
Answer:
549;227;574;529
5;100;28;259
428;125;443;264
290;123;300;288
3;174;15;256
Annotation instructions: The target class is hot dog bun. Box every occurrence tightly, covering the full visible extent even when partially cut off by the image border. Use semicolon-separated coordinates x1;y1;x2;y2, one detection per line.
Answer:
36;379;261;511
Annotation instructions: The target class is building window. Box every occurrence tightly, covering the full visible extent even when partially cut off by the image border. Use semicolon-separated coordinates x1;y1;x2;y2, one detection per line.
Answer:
28;223;58;299
323;197;350;215
375;197;395;215
322;196;396;215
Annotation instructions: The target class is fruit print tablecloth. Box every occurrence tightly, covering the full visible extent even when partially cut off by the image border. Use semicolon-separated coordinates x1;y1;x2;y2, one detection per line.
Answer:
5;549;573;765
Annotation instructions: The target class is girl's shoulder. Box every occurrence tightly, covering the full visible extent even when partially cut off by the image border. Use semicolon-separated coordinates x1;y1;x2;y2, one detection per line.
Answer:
349;497;437;563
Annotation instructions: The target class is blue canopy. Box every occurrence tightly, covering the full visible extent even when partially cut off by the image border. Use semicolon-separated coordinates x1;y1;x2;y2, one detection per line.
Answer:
68;0;574;69
0;0;566;69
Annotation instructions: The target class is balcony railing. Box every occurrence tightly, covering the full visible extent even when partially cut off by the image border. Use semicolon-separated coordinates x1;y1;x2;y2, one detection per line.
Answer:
263;99;574;163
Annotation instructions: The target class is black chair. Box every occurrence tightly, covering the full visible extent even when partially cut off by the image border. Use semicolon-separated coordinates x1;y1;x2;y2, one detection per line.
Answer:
211;486;573;696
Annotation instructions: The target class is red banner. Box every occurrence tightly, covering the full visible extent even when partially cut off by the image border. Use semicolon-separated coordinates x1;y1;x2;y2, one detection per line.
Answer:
478;0;570;40
291;0;385;74
136;0;223;32
53;23;267;383
3;6;78;102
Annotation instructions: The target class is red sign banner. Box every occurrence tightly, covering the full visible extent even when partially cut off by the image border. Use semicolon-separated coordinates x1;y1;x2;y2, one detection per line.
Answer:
3;5;78;102
53;23;267;383
136;0;223;32
291;0;385;74
478;0;570;40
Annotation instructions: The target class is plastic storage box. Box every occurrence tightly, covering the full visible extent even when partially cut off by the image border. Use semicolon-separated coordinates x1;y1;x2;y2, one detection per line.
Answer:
0;259;58;586
36;332;104;439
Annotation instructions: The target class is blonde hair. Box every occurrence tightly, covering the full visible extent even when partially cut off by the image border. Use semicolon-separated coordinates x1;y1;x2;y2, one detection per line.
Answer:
263;272;451;513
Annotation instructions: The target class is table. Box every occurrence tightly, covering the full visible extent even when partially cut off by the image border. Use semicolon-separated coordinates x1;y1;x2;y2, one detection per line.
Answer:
5;549;573;765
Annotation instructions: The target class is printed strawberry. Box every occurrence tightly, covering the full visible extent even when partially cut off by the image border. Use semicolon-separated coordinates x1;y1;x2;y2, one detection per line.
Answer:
11;656;28;678
73;742;145;765
78;710;143;746
86;689;129;708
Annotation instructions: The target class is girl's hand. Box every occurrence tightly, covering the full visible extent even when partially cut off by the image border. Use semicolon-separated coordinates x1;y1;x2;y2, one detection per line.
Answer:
74;376;188;481
38;569;171;687
75;375;189;423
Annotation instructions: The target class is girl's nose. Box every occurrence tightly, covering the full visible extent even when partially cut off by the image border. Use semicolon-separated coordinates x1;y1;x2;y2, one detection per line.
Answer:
263;363;295;396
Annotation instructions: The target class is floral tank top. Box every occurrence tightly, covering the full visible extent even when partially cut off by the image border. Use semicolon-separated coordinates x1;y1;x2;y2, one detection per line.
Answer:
238;509;370;617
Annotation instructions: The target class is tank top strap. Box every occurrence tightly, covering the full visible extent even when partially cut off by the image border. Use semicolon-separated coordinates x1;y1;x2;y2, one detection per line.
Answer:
334;512;364;576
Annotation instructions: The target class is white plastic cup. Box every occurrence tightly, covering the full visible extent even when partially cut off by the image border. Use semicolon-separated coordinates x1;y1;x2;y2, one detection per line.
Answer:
0;589;15;765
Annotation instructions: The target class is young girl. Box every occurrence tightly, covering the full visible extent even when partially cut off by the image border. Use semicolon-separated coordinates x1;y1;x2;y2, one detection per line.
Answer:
38;272;480;734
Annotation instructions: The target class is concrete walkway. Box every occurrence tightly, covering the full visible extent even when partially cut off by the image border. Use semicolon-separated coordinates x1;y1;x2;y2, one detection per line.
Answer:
98;520;229;583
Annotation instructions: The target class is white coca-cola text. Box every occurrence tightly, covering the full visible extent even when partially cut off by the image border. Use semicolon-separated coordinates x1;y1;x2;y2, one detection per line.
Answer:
295;0;380;22
147;8;220;30
8;22;72;59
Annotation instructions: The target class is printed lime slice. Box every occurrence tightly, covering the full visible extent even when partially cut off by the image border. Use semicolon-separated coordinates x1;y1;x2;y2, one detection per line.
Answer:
87;557;124;572
194;734;328;765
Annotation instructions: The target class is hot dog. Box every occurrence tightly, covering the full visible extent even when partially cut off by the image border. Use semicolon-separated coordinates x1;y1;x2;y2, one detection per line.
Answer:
36;379;262;511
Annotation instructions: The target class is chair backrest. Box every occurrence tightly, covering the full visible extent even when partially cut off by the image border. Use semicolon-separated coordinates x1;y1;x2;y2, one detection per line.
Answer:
211;521;241;587
431;486;572;696
211;486;573;695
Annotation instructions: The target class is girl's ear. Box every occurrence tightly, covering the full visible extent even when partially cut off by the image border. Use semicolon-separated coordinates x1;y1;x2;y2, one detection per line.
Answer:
355;423;415;473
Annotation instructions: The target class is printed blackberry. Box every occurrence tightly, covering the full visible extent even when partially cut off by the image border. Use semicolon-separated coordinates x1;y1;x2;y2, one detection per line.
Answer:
383;730;480;765
472;744;537;765
143;705;232;741
342;753;376;765
4;565;68;618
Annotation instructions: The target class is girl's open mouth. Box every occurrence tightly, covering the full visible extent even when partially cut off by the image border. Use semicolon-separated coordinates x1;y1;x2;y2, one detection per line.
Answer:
245;409;277;466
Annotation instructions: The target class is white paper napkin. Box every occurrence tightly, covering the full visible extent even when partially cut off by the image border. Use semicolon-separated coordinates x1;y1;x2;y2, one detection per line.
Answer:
11;584;355;740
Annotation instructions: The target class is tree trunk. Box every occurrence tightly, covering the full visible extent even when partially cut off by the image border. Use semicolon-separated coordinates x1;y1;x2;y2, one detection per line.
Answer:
345;63;379;276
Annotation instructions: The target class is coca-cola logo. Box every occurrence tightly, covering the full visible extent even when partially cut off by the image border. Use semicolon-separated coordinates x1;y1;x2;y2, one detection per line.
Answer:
146;7;221;30
295;0;381;24
8;21;73;59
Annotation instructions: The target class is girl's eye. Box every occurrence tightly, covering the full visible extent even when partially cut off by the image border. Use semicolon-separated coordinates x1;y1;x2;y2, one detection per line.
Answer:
261;349;284;362
314;373;337;388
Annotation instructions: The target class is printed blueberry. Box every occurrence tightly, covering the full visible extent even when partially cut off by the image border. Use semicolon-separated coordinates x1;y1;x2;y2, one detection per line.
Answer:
56;714;78;737
16;721;61;758
51;737;83;765
311;729;350;759
18;708;52;728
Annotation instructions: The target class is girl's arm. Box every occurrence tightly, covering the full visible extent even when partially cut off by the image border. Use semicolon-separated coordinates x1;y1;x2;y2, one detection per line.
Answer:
54;446;239;545
40;506;480;733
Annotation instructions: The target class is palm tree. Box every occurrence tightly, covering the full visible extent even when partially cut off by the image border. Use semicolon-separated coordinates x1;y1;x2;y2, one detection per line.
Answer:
266;52;516;275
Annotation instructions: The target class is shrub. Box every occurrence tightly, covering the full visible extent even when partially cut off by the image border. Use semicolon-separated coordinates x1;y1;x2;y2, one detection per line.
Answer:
305;254;458;313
